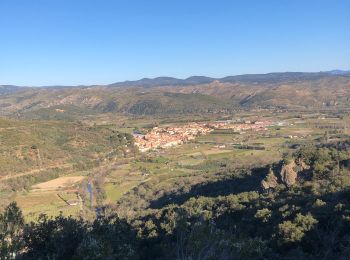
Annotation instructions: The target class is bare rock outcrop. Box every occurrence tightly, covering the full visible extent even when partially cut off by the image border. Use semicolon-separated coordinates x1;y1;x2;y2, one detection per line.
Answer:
261;168;278;190
262;158;310;190
280;161;297;187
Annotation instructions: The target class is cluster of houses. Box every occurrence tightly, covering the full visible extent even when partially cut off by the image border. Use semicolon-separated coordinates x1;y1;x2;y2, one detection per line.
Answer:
133;123;212;152
208;120;271;131
133;120;273;152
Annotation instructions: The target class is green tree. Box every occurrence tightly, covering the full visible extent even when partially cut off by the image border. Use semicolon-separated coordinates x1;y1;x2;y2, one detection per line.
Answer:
278;213;318;243
0;202;24;259
255;208;272;223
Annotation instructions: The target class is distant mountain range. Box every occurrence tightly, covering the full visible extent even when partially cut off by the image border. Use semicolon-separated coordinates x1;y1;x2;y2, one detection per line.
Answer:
108;70;350;88
1;70;350;118
2;70;349;91
326;70;350;75
0;85;23;95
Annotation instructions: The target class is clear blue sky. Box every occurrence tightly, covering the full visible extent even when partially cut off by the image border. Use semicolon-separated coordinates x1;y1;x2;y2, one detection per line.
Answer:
0;0;349;86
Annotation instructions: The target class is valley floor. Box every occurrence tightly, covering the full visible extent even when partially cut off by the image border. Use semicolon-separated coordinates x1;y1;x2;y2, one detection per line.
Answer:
1;110;348;221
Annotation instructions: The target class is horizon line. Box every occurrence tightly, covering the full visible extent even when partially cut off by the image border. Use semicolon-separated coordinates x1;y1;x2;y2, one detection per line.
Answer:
1;69;349;88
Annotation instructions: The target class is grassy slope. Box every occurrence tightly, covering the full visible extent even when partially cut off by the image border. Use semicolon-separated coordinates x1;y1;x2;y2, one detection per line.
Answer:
0;117;117;177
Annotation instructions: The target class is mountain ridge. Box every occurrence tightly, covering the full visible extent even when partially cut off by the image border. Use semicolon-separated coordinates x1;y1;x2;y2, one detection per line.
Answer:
109;71;350;88
2;70;349;90
1;70;350;118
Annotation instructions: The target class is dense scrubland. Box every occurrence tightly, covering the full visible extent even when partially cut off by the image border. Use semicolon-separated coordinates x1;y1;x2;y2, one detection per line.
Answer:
2;139;350;259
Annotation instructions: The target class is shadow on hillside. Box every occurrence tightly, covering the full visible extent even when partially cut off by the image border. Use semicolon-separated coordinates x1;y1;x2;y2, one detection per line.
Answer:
150;167;267;209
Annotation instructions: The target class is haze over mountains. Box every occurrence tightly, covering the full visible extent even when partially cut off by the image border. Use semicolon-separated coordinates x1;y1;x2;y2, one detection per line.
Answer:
109;70;350;88
2;70;350;89
1;70;350;118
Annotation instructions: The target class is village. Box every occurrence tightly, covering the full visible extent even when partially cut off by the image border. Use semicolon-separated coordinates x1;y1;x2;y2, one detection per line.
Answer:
133;120;272;152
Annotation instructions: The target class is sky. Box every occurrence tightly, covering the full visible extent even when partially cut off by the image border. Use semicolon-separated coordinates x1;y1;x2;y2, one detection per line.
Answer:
0;0;349;86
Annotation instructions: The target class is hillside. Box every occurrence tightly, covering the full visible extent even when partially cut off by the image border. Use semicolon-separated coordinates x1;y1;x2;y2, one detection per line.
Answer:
168;75;350;109
0;72;350;118
0;117;134;207
0;85;25;95
0;87;230;118
2;138;350;259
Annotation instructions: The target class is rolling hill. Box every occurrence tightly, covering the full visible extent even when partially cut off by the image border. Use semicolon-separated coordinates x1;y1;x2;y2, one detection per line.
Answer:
0;85;25;95
1;71;350;118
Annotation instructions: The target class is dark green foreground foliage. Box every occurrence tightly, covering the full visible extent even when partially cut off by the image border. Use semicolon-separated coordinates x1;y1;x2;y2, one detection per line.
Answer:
0;204;137;260
2;141;350;259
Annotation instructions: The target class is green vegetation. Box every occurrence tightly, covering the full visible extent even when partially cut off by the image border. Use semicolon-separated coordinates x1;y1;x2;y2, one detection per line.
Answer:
0;118;133;177
0;117;134;212
2;140;350;258
1;104;350;259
